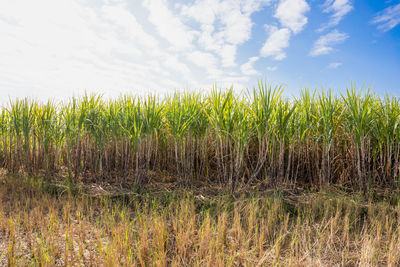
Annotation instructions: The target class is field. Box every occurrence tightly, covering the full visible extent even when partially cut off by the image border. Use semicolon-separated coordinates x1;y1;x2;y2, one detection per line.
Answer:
1;176;400;266
1;84;400;265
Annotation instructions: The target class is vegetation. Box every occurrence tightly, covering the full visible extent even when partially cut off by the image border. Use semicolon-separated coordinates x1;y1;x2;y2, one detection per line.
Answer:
2;83;400;265
1;83;400;192
1;176;400;266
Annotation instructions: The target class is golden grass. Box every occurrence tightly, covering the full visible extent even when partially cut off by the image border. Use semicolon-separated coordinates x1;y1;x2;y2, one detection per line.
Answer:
1;176;400;266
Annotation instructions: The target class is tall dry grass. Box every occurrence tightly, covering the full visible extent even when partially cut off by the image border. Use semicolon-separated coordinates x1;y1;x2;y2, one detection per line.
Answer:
1;176;400;266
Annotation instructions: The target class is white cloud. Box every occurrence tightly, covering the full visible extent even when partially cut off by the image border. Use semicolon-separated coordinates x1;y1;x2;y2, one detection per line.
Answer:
163;54;191;74
100;5;159;51
0;0;206;101
187;51;222;78
187;51;217;69
241;0;273;14
371;3;400;32
0;0;283;102
218;3;253;45
266;66;277;72
143;0;197;50
274;0;310;34
214;76;250;90
310;30;348;56
220;45;237;67
241;57;260;76
328;62;342;69
182;0;271;44
181;0;271;67
258;0;309;63
319;0;353;31
180;0;219;25
260;26;291;60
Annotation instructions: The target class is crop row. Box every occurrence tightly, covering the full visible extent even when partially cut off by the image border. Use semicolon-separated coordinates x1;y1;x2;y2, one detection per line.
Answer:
1;82;399;192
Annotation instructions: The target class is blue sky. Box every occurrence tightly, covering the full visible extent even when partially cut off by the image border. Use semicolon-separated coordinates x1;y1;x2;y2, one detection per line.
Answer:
0;0;399;101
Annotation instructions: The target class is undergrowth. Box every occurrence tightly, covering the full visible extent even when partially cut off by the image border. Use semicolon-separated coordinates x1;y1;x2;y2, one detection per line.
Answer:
1;176;400;266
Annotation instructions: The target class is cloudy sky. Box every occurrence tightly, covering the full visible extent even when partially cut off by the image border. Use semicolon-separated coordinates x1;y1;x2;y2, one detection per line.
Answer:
0;0;399;101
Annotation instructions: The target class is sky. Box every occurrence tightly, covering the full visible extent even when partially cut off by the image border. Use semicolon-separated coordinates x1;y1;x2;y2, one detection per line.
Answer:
0;0;399;102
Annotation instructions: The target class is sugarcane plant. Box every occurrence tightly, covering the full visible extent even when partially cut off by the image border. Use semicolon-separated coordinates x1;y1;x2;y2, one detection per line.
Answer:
343;85;375;193
315;89;344;185
248;82;282;182
0;82;399;192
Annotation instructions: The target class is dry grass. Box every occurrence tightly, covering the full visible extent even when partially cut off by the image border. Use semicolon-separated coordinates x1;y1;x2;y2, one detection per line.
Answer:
1;176;400;266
